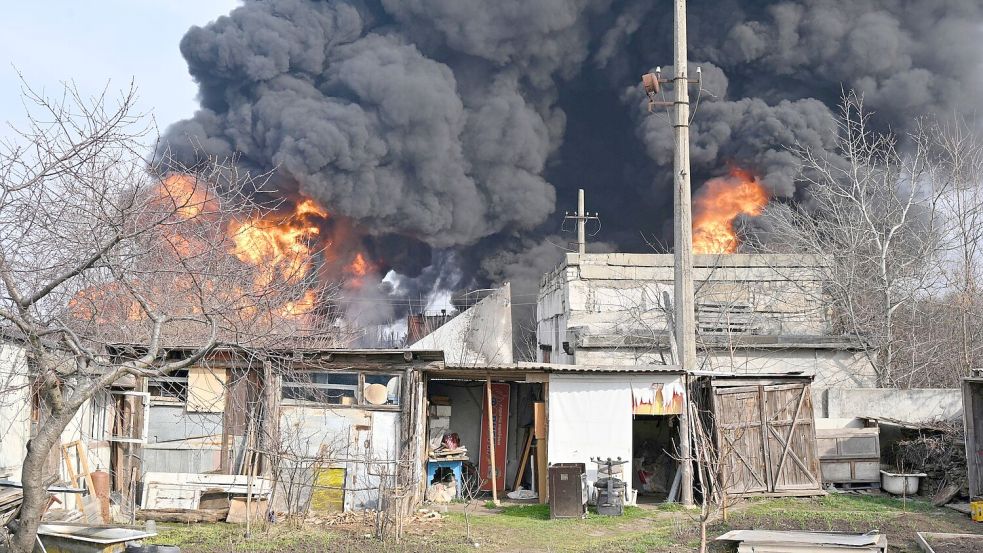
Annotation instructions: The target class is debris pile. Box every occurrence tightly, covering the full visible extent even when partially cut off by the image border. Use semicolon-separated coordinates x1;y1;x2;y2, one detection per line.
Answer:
892;419;966;498
426;478;457;503
305;509;375;526
0;487;23;525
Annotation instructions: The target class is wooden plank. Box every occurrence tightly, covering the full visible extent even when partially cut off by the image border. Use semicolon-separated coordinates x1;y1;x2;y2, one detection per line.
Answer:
187;366;227;413
533;402;547;440
485;378;499;505
512;429;534;491
61;444;84;511
963;380;983;498
759;386;775;492
714;387;768;495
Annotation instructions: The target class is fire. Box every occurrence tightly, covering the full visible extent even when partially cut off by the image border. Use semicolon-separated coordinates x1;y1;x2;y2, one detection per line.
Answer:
156;173;215;220
280;290;317;318
692;167;769;254
69;174;377;328
229;213;324;288
348;252;370;277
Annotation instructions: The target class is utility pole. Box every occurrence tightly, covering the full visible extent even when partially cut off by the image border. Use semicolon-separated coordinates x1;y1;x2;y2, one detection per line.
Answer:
640;0;698;507
564;189;599;255
577;189;586;255
672;0;697;510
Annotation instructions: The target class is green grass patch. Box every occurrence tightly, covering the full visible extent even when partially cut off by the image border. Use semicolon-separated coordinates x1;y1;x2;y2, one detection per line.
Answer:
715;493;942;536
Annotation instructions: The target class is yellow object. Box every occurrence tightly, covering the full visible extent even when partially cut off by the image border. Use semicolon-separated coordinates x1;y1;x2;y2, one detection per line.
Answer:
310;467;345;513
971;500;983;522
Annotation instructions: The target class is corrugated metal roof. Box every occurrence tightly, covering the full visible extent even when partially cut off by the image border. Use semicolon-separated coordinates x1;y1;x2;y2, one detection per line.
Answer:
438;362;684;374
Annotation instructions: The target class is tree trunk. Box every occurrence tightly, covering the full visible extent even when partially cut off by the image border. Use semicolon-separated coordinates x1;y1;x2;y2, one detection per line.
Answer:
11;411;75;553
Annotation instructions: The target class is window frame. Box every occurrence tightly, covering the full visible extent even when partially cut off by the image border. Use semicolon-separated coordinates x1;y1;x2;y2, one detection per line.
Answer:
280;370;403;410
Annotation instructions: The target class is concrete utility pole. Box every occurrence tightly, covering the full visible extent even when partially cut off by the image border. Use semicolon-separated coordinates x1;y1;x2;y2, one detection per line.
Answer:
577;189;586;255
564;189;599;255
672;0;697;510
672;0;697;509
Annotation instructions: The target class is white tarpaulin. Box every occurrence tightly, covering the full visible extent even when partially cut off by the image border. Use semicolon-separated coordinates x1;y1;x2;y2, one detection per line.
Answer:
548;374;683;497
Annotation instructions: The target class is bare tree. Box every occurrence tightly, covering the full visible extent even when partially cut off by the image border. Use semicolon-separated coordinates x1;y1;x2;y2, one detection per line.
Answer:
935;120;983;377
754;92;949;387
0;80;348;553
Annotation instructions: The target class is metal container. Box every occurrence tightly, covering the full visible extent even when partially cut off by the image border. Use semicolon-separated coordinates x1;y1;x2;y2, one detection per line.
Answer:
548;463;586;519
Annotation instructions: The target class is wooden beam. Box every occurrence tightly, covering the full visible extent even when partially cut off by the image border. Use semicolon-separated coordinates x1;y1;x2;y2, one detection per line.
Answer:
513;428;534;491
485;378;499;506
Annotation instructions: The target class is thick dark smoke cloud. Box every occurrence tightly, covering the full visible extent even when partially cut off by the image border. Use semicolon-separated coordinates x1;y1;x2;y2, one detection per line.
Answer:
165;0;983;338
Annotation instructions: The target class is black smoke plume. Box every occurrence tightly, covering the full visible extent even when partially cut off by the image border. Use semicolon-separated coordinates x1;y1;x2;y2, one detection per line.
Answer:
164;0;983;341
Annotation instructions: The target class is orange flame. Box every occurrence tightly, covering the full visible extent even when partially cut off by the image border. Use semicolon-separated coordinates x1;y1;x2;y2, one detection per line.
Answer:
692;168;769;254
69;175;376;327
156;173;215;220
280;290;317;318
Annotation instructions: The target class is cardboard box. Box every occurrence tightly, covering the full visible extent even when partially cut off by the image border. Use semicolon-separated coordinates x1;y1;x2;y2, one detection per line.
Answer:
430;405;452;417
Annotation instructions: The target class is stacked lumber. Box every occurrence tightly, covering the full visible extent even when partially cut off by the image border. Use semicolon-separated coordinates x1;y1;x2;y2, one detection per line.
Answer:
0;488;24;526
0;488;22;511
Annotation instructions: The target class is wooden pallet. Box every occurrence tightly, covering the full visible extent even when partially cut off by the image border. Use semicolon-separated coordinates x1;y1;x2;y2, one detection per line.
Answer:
828;481;881;491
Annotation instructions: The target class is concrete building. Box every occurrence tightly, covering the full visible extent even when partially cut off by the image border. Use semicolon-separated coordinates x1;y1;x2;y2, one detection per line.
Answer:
536;253;878;416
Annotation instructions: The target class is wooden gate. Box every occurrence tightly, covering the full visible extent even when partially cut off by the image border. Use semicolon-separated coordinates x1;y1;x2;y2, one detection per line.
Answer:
710;379;821;497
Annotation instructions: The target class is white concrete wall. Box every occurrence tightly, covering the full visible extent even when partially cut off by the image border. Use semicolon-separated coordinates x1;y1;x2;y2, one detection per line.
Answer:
0;343;30;478
412;284;513;365
827;388;963;422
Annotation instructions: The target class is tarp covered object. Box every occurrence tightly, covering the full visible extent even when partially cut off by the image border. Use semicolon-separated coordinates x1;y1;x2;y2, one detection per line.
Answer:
547;374;683;489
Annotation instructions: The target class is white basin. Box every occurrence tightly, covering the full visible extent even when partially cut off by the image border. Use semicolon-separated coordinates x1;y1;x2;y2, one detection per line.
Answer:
879;470;926;496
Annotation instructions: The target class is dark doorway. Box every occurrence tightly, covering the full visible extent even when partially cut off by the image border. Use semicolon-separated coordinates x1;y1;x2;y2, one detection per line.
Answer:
632;415;678;503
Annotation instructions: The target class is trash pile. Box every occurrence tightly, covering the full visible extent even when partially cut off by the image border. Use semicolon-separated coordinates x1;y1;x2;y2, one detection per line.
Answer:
430;432;467;459
892;419;966;500
426;477;458;503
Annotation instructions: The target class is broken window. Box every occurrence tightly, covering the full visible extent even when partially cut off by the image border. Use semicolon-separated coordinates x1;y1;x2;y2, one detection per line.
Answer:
108;391;150;443
148;369;189;402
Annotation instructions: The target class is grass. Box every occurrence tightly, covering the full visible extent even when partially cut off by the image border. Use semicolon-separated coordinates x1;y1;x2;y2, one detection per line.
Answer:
151;493;982;553
156;521;339;553
710;493;977;552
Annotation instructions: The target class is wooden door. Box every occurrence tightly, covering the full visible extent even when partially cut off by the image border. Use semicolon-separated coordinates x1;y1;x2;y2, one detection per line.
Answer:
762;384;821;493
713;382;821;497
713;386;769;495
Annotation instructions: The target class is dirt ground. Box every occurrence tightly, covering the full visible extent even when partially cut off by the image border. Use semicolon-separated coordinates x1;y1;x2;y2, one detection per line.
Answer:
920;534;983;553
153;492;983;553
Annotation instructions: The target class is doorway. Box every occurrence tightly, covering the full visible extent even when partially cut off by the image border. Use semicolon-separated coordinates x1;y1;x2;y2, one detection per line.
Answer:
632;415;678;502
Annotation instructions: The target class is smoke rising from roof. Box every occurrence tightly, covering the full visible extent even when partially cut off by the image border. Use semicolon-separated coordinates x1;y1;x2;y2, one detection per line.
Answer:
163;0;983;330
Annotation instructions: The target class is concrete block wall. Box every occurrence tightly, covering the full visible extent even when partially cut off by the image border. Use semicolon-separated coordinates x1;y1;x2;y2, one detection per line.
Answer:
827;388;963;422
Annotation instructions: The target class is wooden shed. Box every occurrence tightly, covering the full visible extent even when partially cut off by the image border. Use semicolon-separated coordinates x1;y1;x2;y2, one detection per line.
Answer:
962;375;983;499
697;374;823;498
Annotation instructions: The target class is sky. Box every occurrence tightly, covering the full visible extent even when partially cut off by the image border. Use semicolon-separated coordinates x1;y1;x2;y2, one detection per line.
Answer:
0;1;239;139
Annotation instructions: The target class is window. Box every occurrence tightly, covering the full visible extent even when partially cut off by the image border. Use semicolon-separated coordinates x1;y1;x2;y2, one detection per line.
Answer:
282;372;358;405
363;374;401;406
148;370;189;402
281;371;401;407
